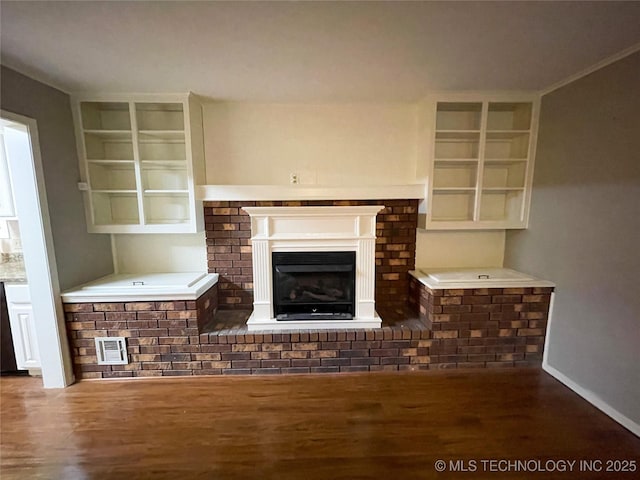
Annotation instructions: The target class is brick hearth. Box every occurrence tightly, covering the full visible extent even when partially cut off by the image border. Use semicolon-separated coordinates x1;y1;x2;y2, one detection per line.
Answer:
65;296;434;379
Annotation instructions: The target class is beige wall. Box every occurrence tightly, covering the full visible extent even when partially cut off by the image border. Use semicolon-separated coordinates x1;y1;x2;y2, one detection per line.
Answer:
504;52;640;427
114;234;206;273
1;67;113;290
203;102;419;185
417;230;504;268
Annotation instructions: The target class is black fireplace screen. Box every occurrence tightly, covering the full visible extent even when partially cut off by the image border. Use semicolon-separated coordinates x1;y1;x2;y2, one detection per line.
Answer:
272;251;355;320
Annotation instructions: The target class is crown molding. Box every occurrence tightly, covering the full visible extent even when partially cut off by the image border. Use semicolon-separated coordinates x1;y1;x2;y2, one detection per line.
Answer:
541;42;640;97
1;58;71;95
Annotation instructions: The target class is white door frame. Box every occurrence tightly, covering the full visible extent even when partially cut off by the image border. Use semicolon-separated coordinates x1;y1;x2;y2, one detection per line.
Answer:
1;110;74;388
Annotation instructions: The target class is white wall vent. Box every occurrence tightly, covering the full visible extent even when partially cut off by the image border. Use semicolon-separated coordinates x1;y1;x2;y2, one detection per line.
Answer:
94;337;128;365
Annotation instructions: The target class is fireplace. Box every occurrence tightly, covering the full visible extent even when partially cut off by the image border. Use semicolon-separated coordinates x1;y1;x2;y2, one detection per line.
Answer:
243;205;383;330
272;251;355;320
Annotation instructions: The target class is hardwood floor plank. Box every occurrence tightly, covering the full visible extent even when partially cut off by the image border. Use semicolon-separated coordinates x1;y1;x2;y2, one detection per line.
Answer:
1;369;638;479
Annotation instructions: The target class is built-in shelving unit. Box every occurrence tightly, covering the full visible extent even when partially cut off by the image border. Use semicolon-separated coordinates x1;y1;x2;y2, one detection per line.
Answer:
425;96;538;229
72;95;205;233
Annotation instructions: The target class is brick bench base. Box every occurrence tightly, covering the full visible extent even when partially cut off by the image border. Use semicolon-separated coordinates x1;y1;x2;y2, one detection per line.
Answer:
408;276;553;368
64;277;553;380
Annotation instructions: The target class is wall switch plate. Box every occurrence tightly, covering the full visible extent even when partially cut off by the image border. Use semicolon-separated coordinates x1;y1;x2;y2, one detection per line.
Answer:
77;182;89;191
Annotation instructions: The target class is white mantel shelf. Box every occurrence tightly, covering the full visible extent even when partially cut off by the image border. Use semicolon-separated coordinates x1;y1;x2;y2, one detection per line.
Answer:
197;184;425;201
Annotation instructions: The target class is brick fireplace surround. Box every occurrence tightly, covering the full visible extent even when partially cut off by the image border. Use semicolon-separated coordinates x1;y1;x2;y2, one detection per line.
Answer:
205;199;419;310
64;199;553;379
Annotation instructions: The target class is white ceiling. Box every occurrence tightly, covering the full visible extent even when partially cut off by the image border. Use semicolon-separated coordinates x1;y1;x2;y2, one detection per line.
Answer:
2;1;640;102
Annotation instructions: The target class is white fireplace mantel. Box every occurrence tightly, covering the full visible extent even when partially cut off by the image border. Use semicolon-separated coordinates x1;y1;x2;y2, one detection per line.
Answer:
243;205;384;331
198;184;424;201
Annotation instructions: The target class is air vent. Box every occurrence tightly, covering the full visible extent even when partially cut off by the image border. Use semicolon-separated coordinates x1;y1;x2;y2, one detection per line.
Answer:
94;337;128;365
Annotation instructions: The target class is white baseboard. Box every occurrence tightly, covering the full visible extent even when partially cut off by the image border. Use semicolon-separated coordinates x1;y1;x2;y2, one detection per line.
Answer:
542;361;640;438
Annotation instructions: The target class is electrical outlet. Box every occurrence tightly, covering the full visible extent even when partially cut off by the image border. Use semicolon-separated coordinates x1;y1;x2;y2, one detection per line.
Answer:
289;172;299;184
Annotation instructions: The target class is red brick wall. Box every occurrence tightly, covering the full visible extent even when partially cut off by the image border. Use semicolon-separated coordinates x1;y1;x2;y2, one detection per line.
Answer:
204;199;419;311
409;276;553;367
65;286;218;379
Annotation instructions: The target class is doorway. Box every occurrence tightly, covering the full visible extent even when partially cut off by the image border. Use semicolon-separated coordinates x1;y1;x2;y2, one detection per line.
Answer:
1;111;74;387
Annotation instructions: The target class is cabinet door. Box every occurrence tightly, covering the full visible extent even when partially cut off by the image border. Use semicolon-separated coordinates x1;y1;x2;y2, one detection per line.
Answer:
5;285;40;369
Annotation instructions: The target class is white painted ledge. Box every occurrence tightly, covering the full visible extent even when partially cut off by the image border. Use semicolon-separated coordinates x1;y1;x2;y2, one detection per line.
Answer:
246;311;381;331
197;184;425;201
61;272;219;303
409;268;555;290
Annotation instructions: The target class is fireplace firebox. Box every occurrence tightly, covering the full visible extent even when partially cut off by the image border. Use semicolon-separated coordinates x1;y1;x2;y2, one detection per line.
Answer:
272;251;356;320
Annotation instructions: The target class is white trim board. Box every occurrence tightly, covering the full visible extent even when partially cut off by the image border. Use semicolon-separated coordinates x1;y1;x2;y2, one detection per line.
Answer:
1;110;74;388
542;293;638;437
198;184;424;201
541;42;640;96
542;362;640;438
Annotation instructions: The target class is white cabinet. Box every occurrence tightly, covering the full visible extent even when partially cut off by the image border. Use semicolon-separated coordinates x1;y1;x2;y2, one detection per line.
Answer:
5;284;40;370
424;96;539;229
72;94;205;233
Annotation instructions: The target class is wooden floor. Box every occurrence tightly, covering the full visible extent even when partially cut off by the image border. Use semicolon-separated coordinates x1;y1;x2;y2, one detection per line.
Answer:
1;369;638;479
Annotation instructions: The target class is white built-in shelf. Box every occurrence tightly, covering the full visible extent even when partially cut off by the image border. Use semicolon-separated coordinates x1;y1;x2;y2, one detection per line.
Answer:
138;130;186;142
484;158;528;163
83;129;132;136
424;96;539;230
87;159;134;164
434;159;479;163
486;129;531;135
140;160;186;165
144;190;189;194
435;130;481;134
92;189;137;193
72;94;205;234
